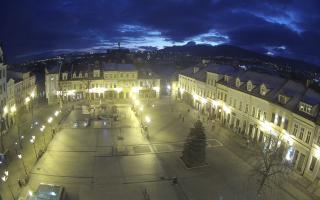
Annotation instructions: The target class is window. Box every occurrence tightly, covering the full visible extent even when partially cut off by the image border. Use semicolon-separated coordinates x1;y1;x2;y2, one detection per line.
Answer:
235;78;241;87
309;157;317;171
245;104;248;113
252;107;255;117
278;95;289;104
257;109;261;120
293;124;298;136
271;113;275;123
247;81;253;91
306;131;311;144
239;101;242;111
277;116;282;126
62;73;67;80
260;84;267;95
299;128;305;140
224;75;229;82
299;102;313;115
316;135;320;146
283;119;289;130
263;112;267;121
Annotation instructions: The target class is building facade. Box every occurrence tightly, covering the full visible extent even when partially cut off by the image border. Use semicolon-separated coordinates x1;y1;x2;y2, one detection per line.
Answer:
3;70;37;128
177;64;320;182
45;62;161;104
0;46;7;134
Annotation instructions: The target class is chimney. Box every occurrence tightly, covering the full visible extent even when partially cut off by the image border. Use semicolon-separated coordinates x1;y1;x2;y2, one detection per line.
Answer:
193;67;199;74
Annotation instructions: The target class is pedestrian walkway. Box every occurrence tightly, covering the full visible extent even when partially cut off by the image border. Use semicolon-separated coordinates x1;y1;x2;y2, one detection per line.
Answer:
46;139;223;157
0;103;73;200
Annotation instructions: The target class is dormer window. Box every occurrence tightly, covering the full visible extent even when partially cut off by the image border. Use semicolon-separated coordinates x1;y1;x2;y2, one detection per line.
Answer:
85;72;88;78
79;73;82;78
224;75;229;82
260;84;267;96
299;102;313;115
62;73;68;80
93;70;100;78
235;78;241;88
247;81;253;92
72;73;76;78
278;94;289;104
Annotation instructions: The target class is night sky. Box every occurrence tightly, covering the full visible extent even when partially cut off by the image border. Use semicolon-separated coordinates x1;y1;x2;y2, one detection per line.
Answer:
0;0;319;64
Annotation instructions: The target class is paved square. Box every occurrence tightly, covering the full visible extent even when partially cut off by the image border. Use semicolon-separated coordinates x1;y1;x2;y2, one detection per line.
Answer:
18;100;298;200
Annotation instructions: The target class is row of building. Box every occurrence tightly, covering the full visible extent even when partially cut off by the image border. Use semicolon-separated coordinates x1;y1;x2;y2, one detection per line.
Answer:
0;48;37;134
173;64;320;182
45;61;161;105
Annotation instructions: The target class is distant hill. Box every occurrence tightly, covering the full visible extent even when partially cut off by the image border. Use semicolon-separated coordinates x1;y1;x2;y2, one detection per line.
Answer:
159;44;320;72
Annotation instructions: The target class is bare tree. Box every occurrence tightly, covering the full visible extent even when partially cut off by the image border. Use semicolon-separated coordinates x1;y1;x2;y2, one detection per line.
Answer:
251;136;292;198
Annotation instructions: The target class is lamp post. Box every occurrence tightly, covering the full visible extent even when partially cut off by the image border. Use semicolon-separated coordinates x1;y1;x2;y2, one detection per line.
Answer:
30;91;35;126
47;117;53;137
30;136;37;159
1;170;15;200
144;115;151;139
10;105;22;149
40;125;46;147
17;154;28;176
0;106;8;152
139;106;144;123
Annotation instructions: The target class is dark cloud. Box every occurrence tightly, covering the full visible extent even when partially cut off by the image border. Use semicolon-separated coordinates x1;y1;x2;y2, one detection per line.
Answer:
0;0;319;64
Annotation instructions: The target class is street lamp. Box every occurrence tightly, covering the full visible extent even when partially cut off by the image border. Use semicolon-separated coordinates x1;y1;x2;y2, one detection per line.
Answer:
47;117;54;136
144;116;151;139
40;125;46;147
47;117;53;124
54;110;60;117
145;116;151;124
10;105;22;149
1;170;15;200
30;136;37;159
17;154;28;176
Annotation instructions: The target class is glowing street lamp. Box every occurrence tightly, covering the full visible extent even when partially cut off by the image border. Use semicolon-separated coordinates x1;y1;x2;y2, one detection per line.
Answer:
47;117;53;124
40;125;46;147
1;170;15;200
54;110;60;117
18;154;28;176
145;116;151;124
30;91;35;98
25;97;31;104
30;136;37;159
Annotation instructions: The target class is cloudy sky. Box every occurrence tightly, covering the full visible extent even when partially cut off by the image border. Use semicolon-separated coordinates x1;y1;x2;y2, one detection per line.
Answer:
0;0;319;64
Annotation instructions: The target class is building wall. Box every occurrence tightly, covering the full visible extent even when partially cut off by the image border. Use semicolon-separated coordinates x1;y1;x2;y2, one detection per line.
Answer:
178;69;320;182
46;69;160;104
0;62;7;133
